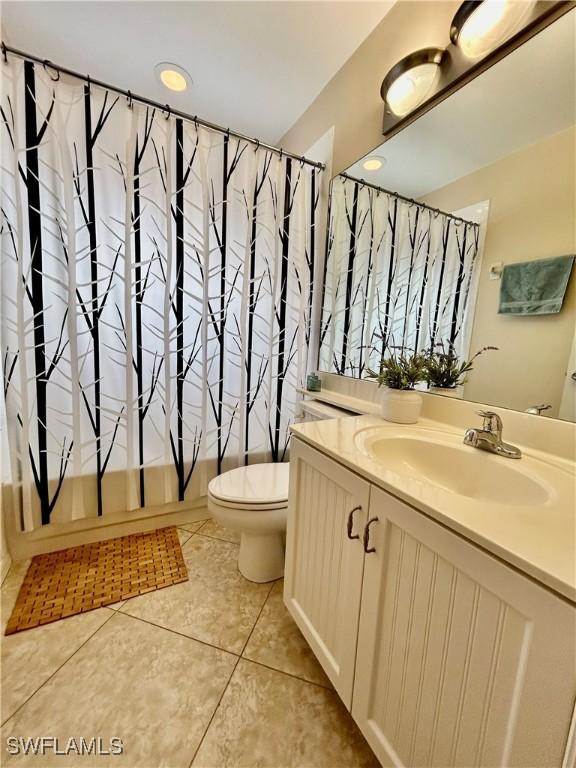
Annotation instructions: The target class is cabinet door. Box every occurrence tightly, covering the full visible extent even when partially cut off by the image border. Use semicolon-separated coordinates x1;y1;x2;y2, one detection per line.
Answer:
353;486;576;768
284;438;370;707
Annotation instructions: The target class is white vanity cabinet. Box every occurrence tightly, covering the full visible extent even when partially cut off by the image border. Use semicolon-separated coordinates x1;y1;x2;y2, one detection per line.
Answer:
283;438;370;706
284;437;576;768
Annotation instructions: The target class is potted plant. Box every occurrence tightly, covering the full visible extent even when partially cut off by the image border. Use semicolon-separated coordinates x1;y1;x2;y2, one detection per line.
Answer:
367;350;427;423
424;342;498;397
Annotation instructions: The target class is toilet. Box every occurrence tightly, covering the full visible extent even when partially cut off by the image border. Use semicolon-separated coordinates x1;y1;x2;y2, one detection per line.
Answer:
207;463;290;583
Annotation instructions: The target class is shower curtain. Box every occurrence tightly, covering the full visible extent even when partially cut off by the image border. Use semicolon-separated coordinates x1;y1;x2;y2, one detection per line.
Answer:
319;175;480;378
0;59;320;530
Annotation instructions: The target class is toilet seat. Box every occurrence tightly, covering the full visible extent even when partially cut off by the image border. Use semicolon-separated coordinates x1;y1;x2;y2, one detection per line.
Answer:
208;463;289;510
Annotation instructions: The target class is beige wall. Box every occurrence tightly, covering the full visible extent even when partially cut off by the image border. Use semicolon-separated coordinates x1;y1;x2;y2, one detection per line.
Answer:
421;126;576;418
280;0;460;174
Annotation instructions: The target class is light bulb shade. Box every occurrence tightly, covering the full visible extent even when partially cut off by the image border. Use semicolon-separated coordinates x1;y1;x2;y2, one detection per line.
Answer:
155;62;191;92
362;157;385;171
380;48;445;118
450;0;537;59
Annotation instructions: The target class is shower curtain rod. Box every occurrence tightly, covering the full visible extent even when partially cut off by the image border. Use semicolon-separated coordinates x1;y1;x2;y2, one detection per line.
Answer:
0;43;326;171
338;172;479;228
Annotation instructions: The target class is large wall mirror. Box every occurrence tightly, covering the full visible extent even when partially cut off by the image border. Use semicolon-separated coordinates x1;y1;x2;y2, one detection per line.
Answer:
319;9;576;421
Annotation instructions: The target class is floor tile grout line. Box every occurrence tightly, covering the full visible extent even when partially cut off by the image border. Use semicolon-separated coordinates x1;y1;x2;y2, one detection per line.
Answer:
176;526;196;534
240;656;333;691
4;570;323;693
236;581;334;690
113;609;241;658
178;530;239;555
177;520;210;532
187;655;242;768
187;578;276;768
114;529;261;655
240;580;277;657
113;587;332;692
3;534;330;742
0;565;14;590
195;532;240;545
0;608;117;728
3;530;276;716
3;572;336;760
186;516;240;545
120;531;321;688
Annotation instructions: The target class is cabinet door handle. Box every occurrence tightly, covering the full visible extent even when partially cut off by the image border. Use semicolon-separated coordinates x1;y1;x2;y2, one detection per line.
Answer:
363;517;379;554
347;505;362;540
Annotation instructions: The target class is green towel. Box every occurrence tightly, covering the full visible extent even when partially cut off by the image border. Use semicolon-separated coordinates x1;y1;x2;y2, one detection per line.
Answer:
498;254;575;315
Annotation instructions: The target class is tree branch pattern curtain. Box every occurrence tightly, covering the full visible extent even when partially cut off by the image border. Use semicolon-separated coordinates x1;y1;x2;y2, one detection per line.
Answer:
319;175;480;378
1;59;320;530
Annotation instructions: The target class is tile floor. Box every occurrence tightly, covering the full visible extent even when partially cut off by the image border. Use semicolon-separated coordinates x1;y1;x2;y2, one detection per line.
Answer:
1;517;377;767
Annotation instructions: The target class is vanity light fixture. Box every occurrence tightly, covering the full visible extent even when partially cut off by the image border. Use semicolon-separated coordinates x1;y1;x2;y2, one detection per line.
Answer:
362;156;386;171
380;48;445;117
155;62;191;92
450;0;537;59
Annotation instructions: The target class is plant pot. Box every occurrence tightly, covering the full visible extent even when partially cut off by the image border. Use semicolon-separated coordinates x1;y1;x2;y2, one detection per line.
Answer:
381;388;423;424
428;385;464;399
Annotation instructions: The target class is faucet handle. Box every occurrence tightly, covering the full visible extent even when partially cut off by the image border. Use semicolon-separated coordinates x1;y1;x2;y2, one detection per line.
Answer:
477;410;502;434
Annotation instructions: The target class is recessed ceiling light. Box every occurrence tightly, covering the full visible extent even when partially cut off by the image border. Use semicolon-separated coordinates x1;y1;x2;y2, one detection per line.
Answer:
450;0;537;59
155;62;191;92
362;157;386;171
380;48;445;117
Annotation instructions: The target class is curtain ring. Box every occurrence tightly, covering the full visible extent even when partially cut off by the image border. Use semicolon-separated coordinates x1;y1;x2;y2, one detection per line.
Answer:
163;104;171;120
1;43;7;64
43;60;60;82
193;115;198;130
254;138;260;153
279;148;283;161
126;90;133;110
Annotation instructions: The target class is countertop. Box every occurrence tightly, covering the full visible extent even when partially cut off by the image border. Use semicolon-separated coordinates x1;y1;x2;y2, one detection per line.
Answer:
291;414;576;604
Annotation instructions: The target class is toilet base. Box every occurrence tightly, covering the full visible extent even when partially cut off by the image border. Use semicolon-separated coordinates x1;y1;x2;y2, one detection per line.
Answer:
238;531;285;583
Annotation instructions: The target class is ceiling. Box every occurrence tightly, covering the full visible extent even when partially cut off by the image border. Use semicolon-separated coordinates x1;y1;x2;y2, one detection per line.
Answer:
1;1;393;144
347;9;576;198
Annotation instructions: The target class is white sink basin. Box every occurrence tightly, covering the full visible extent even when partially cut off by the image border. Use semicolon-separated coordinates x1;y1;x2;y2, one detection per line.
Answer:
354;427;555;507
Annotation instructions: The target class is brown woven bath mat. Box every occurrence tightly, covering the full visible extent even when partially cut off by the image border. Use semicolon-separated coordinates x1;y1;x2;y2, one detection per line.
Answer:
5;526;188;635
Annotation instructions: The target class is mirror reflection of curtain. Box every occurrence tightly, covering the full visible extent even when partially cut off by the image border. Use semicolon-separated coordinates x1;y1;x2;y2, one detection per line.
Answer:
319;175;480;378
1;59;320;530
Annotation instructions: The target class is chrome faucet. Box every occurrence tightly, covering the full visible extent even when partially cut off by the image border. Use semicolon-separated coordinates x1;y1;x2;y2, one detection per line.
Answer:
463;411;522;459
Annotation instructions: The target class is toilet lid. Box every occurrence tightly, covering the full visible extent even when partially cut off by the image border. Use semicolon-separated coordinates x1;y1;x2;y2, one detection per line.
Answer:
208;463;290;506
